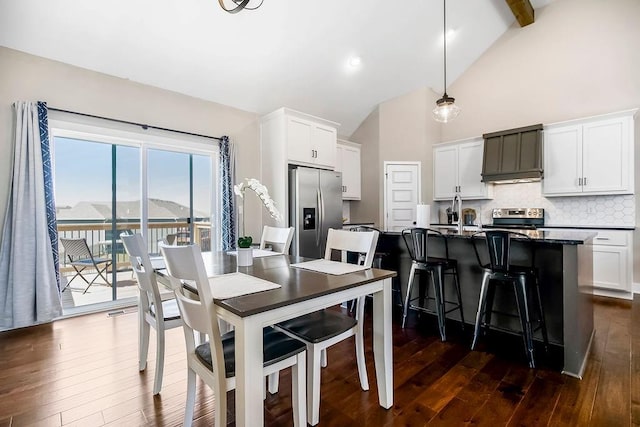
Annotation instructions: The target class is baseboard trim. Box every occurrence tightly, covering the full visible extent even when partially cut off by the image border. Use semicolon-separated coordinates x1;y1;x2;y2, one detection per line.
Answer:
593;287;633;300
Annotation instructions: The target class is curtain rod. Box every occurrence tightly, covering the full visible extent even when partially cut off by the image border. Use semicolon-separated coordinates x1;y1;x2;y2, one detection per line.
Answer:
48;107;224;142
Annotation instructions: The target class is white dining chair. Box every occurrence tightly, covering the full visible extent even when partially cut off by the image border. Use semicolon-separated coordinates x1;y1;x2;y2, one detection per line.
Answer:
275;228;379;425
160;243;307;427
260;225;295;254
121;233;182;395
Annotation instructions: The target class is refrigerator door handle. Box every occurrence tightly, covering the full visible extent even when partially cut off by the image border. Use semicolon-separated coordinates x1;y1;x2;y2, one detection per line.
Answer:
316;188;323;247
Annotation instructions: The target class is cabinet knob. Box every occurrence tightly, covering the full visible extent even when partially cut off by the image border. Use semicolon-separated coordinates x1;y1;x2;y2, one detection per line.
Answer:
584;177;587;186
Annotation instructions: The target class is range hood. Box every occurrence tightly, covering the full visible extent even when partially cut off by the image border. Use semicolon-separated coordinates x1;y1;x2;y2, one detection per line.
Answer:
481;124;543;183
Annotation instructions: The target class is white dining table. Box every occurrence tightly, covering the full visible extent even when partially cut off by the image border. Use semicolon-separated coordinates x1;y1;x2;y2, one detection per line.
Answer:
191;251;396;427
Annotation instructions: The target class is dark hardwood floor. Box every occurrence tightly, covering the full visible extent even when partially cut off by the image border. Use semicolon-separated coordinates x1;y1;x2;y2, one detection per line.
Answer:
0;295;637;426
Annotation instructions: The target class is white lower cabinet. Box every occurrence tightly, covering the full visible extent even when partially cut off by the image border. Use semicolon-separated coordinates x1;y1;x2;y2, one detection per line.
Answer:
591;229;633;299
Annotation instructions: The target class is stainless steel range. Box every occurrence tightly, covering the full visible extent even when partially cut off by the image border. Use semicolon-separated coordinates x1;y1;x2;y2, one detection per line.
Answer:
483;208;544;229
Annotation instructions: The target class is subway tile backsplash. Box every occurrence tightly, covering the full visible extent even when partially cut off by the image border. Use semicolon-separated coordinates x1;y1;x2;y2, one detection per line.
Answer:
436;182;635;227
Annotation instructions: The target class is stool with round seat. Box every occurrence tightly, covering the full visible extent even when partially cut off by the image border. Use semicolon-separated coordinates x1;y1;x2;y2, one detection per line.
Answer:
401;227;465;341
469;230;549;368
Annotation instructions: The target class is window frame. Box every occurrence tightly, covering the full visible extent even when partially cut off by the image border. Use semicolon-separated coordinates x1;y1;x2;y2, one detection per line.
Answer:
49;112;221;257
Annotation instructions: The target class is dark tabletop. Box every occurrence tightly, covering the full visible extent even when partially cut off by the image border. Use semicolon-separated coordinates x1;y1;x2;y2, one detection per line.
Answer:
159;253;397;317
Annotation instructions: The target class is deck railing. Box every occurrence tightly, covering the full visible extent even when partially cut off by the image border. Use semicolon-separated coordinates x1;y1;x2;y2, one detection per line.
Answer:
57;220;212;273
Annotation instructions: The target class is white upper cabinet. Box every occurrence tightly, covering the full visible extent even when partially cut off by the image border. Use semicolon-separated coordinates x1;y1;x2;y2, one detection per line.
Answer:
283;112;337;169
312;124;337;168
434;137;491;200
543;111;635;196
260;108;340;225
458;141;488;199
336;141;361;200
433;145;458;200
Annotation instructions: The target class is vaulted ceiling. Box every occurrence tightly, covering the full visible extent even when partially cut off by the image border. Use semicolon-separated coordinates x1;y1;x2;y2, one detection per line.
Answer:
0;0;551;135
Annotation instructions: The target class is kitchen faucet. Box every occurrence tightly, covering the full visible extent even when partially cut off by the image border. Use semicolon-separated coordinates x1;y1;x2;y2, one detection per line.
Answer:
451;192;463;234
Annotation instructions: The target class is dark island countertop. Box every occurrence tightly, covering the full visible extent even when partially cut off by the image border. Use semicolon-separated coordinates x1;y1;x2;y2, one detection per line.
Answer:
386;228;597;245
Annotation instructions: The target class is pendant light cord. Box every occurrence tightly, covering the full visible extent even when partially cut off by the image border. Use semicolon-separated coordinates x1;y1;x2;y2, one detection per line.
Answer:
443;0;447;94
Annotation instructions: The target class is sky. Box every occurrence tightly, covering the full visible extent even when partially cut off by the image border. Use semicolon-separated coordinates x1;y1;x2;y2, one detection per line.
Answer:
53;137;213;217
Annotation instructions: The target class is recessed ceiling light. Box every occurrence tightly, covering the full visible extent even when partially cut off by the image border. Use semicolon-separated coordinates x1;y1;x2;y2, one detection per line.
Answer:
348;56;362;68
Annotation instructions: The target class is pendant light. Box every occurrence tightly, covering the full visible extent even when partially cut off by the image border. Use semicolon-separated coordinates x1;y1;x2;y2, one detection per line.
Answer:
432;0;461;123
218;0;264;14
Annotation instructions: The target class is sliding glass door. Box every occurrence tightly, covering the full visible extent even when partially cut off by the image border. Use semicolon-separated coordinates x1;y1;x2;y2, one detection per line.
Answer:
54;134;213;313
147;149;212;253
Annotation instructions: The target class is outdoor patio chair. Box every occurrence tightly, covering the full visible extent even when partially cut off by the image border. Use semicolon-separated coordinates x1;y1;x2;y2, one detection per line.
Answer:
60;237;112;294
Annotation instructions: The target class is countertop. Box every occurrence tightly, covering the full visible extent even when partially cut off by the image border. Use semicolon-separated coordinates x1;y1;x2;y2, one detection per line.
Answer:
541;224;635;230
386;228;597;245
431;223;635;231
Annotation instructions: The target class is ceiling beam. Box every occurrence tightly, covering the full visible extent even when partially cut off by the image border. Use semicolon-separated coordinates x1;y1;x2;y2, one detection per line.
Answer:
505;0;535;27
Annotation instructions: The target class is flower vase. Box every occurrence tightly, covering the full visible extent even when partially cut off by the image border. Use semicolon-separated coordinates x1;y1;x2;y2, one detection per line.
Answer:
237;247;253;266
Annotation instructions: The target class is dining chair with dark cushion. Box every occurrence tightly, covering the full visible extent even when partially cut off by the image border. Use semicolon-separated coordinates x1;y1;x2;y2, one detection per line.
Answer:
121;233;182;395
160;243;307;427
275;228;379;426
259;225;295;254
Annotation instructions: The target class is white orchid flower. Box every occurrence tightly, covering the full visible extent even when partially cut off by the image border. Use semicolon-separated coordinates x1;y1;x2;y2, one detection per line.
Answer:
233;184;244;198
234;178;282;234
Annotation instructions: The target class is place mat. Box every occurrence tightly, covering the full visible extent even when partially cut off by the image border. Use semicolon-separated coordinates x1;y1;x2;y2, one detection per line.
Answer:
290;259;369;275
226;249;283;258
208;272;281;299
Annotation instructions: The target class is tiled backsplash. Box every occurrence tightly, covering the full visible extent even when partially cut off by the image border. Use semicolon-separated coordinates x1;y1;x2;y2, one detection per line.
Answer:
435;182;635;227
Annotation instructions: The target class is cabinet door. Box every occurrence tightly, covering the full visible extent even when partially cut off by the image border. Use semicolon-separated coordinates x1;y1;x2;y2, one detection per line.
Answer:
341;145;361;200
543;125;582;195
457;139;486;199
593;246;629;292
287;117;313;164
582;117;630;194
312;124;336;168
433;145;458;200
334;144;344;172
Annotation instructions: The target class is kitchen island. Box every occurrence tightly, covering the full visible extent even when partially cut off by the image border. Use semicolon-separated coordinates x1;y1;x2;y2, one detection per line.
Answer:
379;228;596;378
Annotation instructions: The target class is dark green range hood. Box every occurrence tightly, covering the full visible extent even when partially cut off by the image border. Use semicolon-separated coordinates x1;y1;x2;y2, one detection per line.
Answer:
481;124;543;183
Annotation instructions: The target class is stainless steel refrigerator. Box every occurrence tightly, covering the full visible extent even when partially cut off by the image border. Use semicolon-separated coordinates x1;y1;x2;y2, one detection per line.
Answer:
289;167;343;258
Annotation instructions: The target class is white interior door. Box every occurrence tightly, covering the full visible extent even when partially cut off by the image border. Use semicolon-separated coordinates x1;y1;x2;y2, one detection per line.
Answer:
384;162;421;232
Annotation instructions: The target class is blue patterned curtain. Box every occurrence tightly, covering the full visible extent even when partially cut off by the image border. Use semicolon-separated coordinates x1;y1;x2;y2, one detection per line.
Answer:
219;136;236;250
38;103;61;290
0;101;62;330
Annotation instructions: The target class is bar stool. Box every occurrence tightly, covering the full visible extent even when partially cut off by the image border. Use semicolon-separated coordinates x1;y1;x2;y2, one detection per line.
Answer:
469;230;549;368
401;228;465;341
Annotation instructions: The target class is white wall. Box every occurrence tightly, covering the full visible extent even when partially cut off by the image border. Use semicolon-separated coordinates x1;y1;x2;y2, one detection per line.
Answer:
0;47;265;240
349;107;381;225
349;88;441;226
